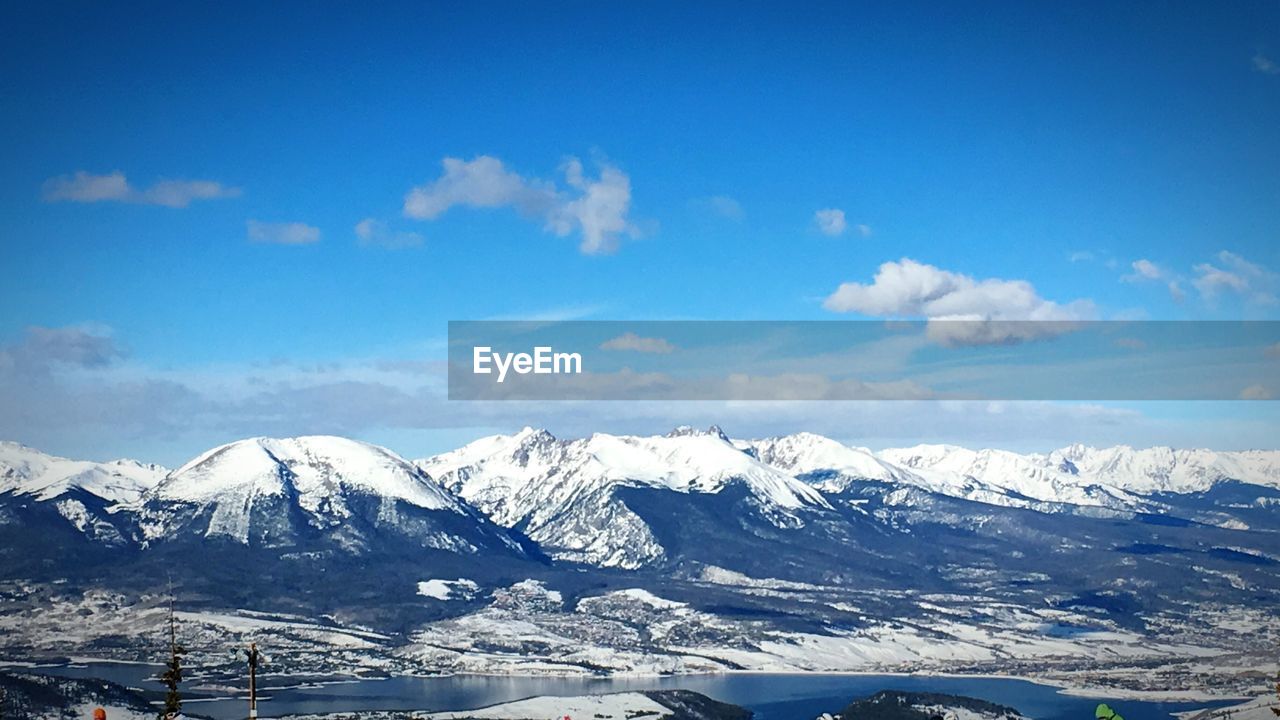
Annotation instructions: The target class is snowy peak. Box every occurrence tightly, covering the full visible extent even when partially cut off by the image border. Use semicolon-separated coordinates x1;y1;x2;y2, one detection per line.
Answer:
582;431;830;508
877;443;1147;509
421;427;560;482
746;432;913;489
665;424;731;442
134;436;530;552
418;428;833;568
155;435;459;511
0;441;165;504
422;428;830;513
1044;444;1280;494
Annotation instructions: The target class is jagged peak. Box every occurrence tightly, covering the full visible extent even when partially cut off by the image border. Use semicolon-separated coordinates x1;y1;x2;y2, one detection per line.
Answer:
665;424;731;442
513;426;558;444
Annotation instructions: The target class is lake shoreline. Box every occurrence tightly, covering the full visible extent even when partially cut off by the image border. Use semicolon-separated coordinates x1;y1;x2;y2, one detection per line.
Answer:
4;656;1258;704
7;657;1255;720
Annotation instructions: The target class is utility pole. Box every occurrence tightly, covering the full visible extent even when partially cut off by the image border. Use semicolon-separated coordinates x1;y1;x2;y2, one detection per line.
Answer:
245;642;261;719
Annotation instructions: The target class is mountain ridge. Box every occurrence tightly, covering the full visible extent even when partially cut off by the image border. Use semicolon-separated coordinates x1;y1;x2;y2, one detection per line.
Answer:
4;428;1279;567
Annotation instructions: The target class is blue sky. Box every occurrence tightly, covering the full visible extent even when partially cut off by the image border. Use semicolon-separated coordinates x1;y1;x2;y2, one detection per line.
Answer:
1;1;1278;464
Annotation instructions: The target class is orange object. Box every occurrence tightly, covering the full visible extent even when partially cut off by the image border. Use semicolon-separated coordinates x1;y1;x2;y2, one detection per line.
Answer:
93;708;107;720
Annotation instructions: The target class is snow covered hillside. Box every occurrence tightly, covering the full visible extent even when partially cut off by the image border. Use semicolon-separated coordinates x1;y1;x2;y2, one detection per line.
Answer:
133;435;526;555
417;426;1280;567
419;426;833;568
0;440;165;504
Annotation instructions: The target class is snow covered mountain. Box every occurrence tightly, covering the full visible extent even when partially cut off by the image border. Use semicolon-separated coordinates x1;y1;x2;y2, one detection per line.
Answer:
879;442;1280;509
0;441;167;544
0;441;165;504
134;436;528;556
2;430;1279;686
414;426;1280;572
859;443;1146;511
419;426;835;569
1047;444;1280;494
5;429;1279;571
742;432;914;487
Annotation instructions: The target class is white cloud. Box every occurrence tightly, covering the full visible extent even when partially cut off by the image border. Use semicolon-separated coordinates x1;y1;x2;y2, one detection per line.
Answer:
1192;251;1278;305
247;220;320;245
824;258;1093;319
403;155;638;254
355;218;424;249
855;224;872;238
1254;52;1280;75
1068;251;1096;263
823;258;1096;346
1239;384;1273;400
696;195;744;222
814;208;847;236
42;171;241;207
403;156;554;220
1123;259;1185;301
1126;259;1164;281
549;157;637;254
599;332;677;354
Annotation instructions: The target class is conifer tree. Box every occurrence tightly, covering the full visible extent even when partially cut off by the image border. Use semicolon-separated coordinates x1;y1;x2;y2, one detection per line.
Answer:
158;582;185;719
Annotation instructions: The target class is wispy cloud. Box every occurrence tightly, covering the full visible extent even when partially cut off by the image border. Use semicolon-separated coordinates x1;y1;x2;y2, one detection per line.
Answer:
1115;251;1279;306
1193;251;1277;305
1124;258;1164;281
1254;52;1280;75
484;304;606;322
694;195;744;222
1122;258;1184;301
1;325;123;370
599;332;677;354
814;208;847;236
355;218;423;249
1239;384;1273;400
403;155;639;254
247;220;320;245
43;171;241;208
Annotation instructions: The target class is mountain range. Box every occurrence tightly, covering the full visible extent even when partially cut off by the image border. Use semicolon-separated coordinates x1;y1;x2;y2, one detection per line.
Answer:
2;427;1278;688
4;428;1279;571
